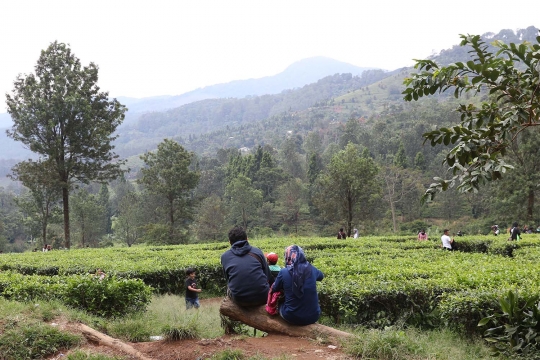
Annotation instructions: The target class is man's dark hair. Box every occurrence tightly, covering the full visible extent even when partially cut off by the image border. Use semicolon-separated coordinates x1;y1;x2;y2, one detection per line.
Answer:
513;222;518;228
228;226;247;244
185;268;195;276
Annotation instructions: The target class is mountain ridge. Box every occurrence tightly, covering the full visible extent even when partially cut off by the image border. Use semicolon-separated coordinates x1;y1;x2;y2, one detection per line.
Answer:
116;56;378;117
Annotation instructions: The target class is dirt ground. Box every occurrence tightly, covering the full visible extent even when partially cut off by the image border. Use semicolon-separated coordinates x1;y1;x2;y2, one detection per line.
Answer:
48;298;354;360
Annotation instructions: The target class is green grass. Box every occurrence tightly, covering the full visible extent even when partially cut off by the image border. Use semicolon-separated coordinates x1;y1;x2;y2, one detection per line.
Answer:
66;351;125;360
0;295;499;360
0;322;82;360
343;326;494;360
106;294;224;341
207;349;289;360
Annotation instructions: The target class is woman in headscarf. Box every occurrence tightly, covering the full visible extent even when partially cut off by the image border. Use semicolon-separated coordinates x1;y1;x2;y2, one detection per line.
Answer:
271;245;324;325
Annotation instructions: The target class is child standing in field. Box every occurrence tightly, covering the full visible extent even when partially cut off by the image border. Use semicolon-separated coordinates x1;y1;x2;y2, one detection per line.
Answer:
185;268;202;309
266;253;281;279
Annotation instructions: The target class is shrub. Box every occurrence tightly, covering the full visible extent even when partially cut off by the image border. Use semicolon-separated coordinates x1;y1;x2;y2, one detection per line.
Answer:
479;290;540;357
62;275;153;318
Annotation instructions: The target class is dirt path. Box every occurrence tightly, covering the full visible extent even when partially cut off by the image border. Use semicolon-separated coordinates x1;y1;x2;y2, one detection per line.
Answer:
49;297;353;360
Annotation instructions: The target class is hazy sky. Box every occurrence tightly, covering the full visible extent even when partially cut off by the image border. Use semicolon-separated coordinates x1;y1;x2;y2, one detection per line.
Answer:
1;0;538;106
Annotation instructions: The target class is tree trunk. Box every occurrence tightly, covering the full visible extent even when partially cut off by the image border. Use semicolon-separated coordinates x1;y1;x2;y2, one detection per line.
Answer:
242;208;248;230
390;201;397;233
41;214;48;247
219;297;353;341
77;323;154;360
347;194;353;237
169;196;174;243
81;216;85;248
527;188;534;221
62;187;71;249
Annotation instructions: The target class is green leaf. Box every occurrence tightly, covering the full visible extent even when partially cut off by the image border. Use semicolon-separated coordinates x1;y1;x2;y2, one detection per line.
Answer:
478;317;491;326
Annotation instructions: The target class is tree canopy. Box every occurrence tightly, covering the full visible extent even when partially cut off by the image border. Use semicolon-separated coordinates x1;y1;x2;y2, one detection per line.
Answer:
313;143;380;236
403;32;540;201
138;139;199;244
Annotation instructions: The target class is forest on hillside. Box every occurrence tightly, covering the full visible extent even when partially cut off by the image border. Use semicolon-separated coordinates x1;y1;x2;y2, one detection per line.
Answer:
0;26;539;252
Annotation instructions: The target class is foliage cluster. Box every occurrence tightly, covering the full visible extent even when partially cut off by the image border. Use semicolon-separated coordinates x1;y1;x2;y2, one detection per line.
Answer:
478;290;540;357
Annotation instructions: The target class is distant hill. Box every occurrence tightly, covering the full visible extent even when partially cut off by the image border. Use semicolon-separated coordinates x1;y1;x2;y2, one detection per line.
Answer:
429;26;539;66
118;57;378;120
115;70;392;157
0;27;538;164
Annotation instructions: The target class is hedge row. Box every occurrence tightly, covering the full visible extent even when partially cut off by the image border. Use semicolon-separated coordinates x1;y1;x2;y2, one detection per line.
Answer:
0;272;152;317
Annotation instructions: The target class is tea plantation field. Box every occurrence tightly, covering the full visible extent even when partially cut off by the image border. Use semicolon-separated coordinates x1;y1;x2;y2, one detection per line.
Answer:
1;234;539;332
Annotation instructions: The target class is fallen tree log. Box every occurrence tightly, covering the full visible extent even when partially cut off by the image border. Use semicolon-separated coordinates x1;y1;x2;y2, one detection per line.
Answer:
219;297;353;341
77;323;155;360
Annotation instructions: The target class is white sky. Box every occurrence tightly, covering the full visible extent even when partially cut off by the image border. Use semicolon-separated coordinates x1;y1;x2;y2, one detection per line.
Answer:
1;0;538;107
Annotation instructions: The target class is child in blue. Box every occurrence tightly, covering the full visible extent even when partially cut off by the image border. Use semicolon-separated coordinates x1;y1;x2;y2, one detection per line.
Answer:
185;268;202;309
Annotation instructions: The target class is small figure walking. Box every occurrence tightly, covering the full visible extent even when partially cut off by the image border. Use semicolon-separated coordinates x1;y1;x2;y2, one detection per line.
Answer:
441;229;454;250
337;228;347;239
353;228;359;239
185;268;202;309
509;222;521;241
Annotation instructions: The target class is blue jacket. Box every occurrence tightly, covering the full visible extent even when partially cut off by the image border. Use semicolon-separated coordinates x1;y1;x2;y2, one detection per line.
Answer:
272;265;324;325
221;240;271;305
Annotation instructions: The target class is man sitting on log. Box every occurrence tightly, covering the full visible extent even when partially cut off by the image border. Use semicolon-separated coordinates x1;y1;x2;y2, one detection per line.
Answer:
221;226;272;306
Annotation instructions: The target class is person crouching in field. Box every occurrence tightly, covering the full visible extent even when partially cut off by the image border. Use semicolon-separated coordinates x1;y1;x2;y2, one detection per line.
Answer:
185;268;202;309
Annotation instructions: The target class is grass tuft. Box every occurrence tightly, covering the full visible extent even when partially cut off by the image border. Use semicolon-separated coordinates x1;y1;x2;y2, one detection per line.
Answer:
66;350;125;359
209;348;245;360
343;326;493;360
162;322;199;341
0;323;82;360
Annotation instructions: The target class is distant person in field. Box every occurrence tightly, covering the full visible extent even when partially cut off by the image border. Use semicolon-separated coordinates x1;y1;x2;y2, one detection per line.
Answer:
417;229;428;241
441;229;454;250
221;226;272;306
337;228;347;239
271;245;324;325
510;222;521;241
185;268;202;309
353;228;359;239
266;252;281;279
95;268;106;280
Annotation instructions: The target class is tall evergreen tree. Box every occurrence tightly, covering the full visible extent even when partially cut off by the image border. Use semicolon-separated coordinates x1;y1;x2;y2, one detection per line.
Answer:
5;42;126;248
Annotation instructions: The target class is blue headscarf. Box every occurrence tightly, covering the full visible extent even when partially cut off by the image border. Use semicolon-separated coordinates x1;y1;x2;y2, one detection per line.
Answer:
284;245;312;298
